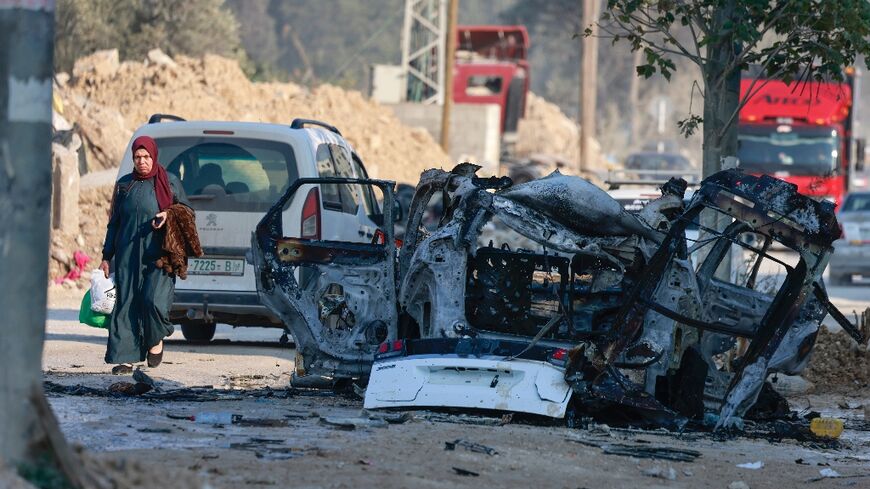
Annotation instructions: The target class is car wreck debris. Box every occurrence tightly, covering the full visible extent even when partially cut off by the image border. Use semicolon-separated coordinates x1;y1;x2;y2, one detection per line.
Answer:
565;436;702;462
444;439;498;456
252;164;864;431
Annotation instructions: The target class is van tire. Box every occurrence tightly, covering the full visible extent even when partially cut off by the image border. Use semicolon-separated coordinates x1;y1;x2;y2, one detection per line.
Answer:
180;321;216;343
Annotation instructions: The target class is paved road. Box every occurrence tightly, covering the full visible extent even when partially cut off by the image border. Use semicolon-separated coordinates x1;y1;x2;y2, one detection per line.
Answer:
41;287;870;489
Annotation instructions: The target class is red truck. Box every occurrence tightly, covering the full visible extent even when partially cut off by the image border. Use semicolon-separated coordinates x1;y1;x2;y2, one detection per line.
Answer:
737;68;865;207
452;25;530;142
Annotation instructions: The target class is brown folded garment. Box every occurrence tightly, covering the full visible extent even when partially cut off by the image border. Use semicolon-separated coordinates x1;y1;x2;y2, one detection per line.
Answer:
155;204;203;279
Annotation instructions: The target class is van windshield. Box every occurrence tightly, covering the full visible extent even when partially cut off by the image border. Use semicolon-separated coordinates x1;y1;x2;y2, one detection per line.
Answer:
158;137;298;212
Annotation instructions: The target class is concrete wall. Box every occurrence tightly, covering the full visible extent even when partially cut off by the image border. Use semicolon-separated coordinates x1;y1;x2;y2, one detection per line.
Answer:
388;103;501;175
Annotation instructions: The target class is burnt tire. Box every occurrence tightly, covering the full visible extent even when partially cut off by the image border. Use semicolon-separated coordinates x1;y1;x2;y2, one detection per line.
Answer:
180;321;216;343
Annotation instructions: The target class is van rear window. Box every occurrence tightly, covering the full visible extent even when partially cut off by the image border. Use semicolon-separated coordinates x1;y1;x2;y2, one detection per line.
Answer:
158;137;298;212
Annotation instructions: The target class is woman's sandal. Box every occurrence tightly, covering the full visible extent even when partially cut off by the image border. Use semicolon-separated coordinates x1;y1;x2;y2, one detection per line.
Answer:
111;364;133;375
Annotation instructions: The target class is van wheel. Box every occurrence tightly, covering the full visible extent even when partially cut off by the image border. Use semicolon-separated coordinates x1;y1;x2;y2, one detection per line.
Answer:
180;321;216;342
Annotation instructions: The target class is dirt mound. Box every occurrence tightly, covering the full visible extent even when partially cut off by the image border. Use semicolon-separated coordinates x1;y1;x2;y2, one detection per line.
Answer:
515;92;604;173
57;50;448;184
49;185;113;287
805;327;870;392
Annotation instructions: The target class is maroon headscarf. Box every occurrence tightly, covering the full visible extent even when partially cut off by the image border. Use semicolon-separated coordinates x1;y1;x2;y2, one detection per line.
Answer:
132;136;173;211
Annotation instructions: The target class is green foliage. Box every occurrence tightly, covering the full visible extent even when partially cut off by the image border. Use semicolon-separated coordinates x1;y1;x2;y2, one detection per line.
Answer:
677;114;703;138
226;0;405;87
54;0;241;72
601;0;870;98
597;0;870;172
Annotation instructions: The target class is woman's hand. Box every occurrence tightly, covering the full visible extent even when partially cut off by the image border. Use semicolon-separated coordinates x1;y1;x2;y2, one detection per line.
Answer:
99;260;110;279
152;211;168;229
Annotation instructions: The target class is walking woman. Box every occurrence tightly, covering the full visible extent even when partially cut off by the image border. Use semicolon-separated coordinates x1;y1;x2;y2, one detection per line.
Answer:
99;136;191;374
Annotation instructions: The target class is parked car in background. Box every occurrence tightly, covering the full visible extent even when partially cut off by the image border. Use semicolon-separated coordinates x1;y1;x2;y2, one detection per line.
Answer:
117;115;382;341
829;191;870;285
623;151;697;182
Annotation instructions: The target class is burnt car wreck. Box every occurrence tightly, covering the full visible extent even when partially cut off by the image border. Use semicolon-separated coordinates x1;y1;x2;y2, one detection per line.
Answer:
252;165;865;430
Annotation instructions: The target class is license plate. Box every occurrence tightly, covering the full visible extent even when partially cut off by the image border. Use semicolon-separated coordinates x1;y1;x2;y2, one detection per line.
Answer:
188;257;245;276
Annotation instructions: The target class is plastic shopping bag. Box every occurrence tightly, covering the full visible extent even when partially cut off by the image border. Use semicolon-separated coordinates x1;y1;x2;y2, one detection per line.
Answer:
79;290;109;328
90;271;116;314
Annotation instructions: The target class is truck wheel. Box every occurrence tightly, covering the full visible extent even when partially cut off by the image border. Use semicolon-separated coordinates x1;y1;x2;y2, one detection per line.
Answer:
180;321;216;343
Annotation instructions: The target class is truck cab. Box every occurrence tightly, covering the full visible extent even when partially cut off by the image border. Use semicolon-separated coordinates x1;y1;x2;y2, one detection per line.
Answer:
736;69;865;207
453;25;530;142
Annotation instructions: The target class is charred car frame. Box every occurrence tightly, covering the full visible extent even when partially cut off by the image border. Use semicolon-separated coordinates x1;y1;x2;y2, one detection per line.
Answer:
252;166;864;429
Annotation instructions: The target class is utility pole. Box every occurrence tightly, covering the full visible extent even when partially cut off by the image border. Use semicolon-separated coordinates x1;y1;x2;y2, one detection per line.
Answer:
0;0;56;468
579;0;600;174
440;0;458;153
628;48;642;149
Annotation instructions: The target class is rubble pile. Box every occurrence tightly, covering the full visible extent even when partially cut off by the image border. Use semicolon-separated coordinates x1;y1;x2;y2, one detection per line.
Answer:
56;49;448;184
805;327;870;390
514;92;605;173
49;185;113;287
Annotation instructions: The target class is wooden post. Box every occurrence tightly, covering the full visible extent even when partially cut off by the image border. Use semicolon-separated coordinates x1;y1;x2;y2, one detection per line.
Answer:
579;0;600;173
440;0;458;154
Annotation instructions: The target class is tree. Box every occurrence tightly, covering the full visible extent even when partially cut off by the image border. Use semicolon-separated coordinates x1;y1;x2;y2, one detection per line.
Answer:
54;0;241;73
595;0;870;178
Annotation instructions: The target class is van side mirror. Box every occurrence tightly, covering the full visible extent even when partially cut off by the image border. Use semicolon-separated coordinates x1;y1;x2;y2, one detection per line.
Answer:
856;138;866;172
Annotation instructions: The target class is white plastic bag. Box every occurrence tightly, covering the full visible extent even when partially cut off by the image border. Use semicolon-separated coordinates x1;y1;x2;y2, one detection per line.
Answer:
90;271;116;314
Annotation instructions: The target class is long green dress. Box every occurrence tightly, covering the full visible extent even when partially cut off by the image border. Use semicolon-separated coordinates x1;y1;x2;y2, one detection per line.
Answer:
102;172;191;364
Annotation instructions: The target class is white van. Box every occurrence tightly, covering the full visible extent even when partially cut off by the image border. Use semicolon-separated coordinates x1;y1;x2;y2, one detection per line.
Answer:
117;115;383;341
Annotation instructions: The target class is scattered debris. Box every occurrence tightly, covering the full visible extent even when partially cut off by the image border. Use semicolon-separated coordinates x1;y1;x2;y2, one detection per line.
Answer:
237;418;292;428
363;410;413;424
641;465;677;480
418;412;508;427
805;470;870;483
137;428;172;434
452;467;480;477
565;437;701;462
319;415;388;430
837;400;863;410
193;412;241;425
228;439;306;460
132;368;159;391
809;418;844;439
736;461;764;470
444;439;498;456
44;380;291;401
107;381;151;396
